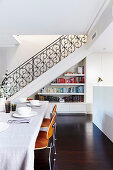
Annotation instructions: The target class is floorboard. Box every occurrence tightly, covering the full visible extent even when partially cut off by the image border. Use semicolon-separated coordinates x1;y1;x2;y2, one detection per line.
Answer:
34;115;113;170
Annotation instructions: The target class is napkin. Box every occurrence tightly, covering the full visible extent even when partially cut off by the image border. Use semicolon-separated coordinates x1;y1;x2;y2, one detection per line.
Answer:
8;119;30;124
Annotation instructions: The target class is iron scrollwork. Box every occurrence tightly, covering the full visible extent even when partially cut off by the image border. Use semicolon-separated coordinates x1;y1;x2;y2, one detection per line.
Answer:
2;35;87;97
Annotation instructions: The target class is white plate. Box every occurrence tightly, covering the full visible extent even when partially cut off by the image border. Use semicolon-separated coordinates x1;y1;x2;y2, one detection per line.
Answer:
16;101;29;104
0;122;9;132
12;111;38;118
26;103;42;107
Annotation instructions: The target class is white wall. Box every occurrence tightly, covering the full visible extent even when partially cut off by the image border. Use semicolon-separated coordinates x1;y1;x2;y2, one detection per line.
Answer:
86;53;113;113
87;0;112;47
5;35;60;73
0;48;7;82
93;86;113;142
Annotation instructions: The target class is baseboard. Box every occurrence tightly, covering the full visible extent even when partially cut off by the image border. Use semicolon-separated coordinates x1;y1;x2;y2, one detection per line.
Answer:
86;112;92;114
57;113;86;116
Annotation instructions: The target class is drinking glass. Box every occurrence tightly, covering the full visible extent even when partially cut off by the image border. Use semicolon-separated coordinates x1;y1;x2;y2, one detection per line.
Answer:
5;101;11;113
12;104;16;111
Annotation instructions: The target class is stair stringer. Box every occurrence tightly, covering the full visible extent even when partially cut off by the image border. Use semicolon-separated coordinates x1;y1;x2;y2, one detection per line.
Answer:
9;44;90;102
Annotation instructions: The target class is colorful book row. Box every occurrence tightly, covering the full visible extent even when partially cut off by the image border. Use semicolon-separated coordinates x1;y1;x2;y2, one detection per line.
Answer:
41;86;84;93
54;77;85;83
35;95;84;103
63;95;84;102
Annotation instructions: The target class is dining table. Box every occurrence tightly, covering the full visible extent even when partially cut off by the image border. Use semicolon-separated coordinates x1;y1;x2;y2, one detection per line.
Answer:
0;101;50;170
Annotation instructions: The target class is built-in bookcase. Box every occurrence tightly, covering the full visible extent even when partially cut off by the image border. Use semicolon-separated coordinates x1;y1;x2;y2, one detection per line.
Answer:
36;58;87;114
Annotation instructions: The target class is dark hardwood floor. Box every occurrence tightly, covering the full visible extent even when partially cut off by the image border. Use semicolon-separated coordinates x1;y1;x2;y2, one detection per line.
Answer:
34;115;113;170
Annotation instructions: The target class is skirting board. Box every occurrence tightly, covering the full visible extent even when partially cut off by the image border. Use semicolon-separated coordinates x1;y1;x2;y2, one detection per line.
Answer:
57;113;86;116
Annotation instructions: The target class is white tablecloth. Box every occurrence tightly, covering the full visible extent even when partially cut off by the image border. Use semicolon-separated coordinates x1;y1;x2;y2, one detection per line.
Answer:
0;101;49;170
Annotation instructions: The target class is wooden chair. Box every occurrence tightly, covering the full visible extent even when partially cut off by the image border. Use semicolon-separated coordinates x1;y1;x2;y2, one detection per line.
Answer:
35;114;56;170
40;104;57;155
41;104;57;128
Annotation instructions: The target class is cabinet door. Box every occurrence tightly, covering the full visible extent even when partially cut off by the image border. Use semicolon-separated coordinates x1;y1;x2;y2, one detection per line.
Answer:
57;103;70;113
69;104;86;113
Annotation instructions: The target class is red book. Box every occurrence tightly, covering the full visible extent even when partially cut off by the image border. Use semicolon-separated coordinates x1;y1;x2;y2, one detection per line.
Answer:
71;78;74;83
82;66;84;74
63;78;65;83
83;77;85;83
64;79;66;83
62;78;63;83
74;77;77;83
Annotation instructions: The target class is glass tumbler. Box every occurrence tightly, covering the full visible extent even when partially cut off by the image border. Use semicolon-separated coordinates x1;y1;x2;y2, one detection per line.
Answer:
5;101;11;113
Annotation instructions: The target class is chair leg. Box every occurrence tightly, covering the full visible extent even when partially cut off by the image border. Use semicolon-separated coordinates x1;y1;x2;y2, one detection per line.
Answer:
54;141;56;155
52;143;56;161
49;143;52;170
53;156;56;170
55;122;57;140
53;127;56;156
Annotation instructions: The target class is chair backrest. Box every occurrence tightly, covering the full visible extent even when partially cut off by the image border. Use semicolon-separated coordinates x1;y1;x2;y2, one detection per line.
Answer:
47;114;56;139
51;104;57;120
52;104;57;113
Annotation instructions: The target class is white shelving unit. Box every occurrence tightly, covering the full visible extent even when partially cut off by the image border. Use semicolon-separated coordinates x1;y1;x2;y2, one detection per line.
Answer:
64;74;85;77
37;59;86;114
38;93;84;96
51;83;85;86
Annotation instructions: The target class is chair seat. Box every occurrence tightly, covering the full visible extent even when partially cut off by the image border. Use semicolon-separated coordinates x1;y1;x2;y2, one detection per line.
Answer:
35;131;49;150
41;118;50;128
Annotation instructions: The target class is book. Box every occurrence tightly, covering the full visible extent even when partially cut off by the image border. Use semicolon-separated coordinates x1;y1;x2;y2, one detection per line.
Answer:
78;67;82;74
82;66;84;74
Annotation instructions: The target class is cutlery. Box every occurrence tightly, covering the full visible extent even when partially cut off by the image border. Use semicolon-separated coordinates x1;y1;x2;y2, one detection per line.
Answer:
8;119;30;124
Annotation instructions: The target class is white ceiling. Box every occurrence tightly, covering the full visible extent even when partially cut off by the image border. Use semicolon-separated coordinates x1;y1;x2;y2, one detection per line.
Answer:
0;0;106;35
90;21;113;52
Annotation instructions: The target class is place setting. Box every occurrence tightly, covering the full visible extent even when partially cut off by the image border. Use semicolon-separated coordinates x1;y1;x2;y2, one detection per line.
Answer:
7;100;40;124
26;100;42;107
4;98;40;119
0;99;43;132
10;98;41;118
12;106;38;118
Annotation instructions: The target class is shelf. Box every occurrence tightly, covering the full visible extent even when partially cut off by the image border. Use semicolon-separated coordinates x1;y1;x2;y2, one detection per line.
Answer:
49;102;86;104
38;93;84;96
51;83;85;86
64;74;85;77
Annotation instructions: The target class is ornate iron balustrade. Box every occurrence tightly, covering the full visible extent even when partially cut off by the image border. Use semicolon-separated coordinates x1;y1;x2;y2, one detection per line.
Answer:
2;35;87;97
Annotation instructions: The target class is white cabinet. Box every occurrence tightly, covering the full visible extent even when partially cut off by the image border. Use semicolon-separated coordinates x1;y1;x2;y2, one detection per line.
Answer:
57;103;70;113
69;103;86;113
49;103;87;114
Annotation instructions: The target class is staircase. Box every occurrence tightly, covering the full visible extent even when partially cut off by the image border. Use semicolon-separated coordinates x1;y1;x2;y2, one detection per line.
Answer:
2;35;88;100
